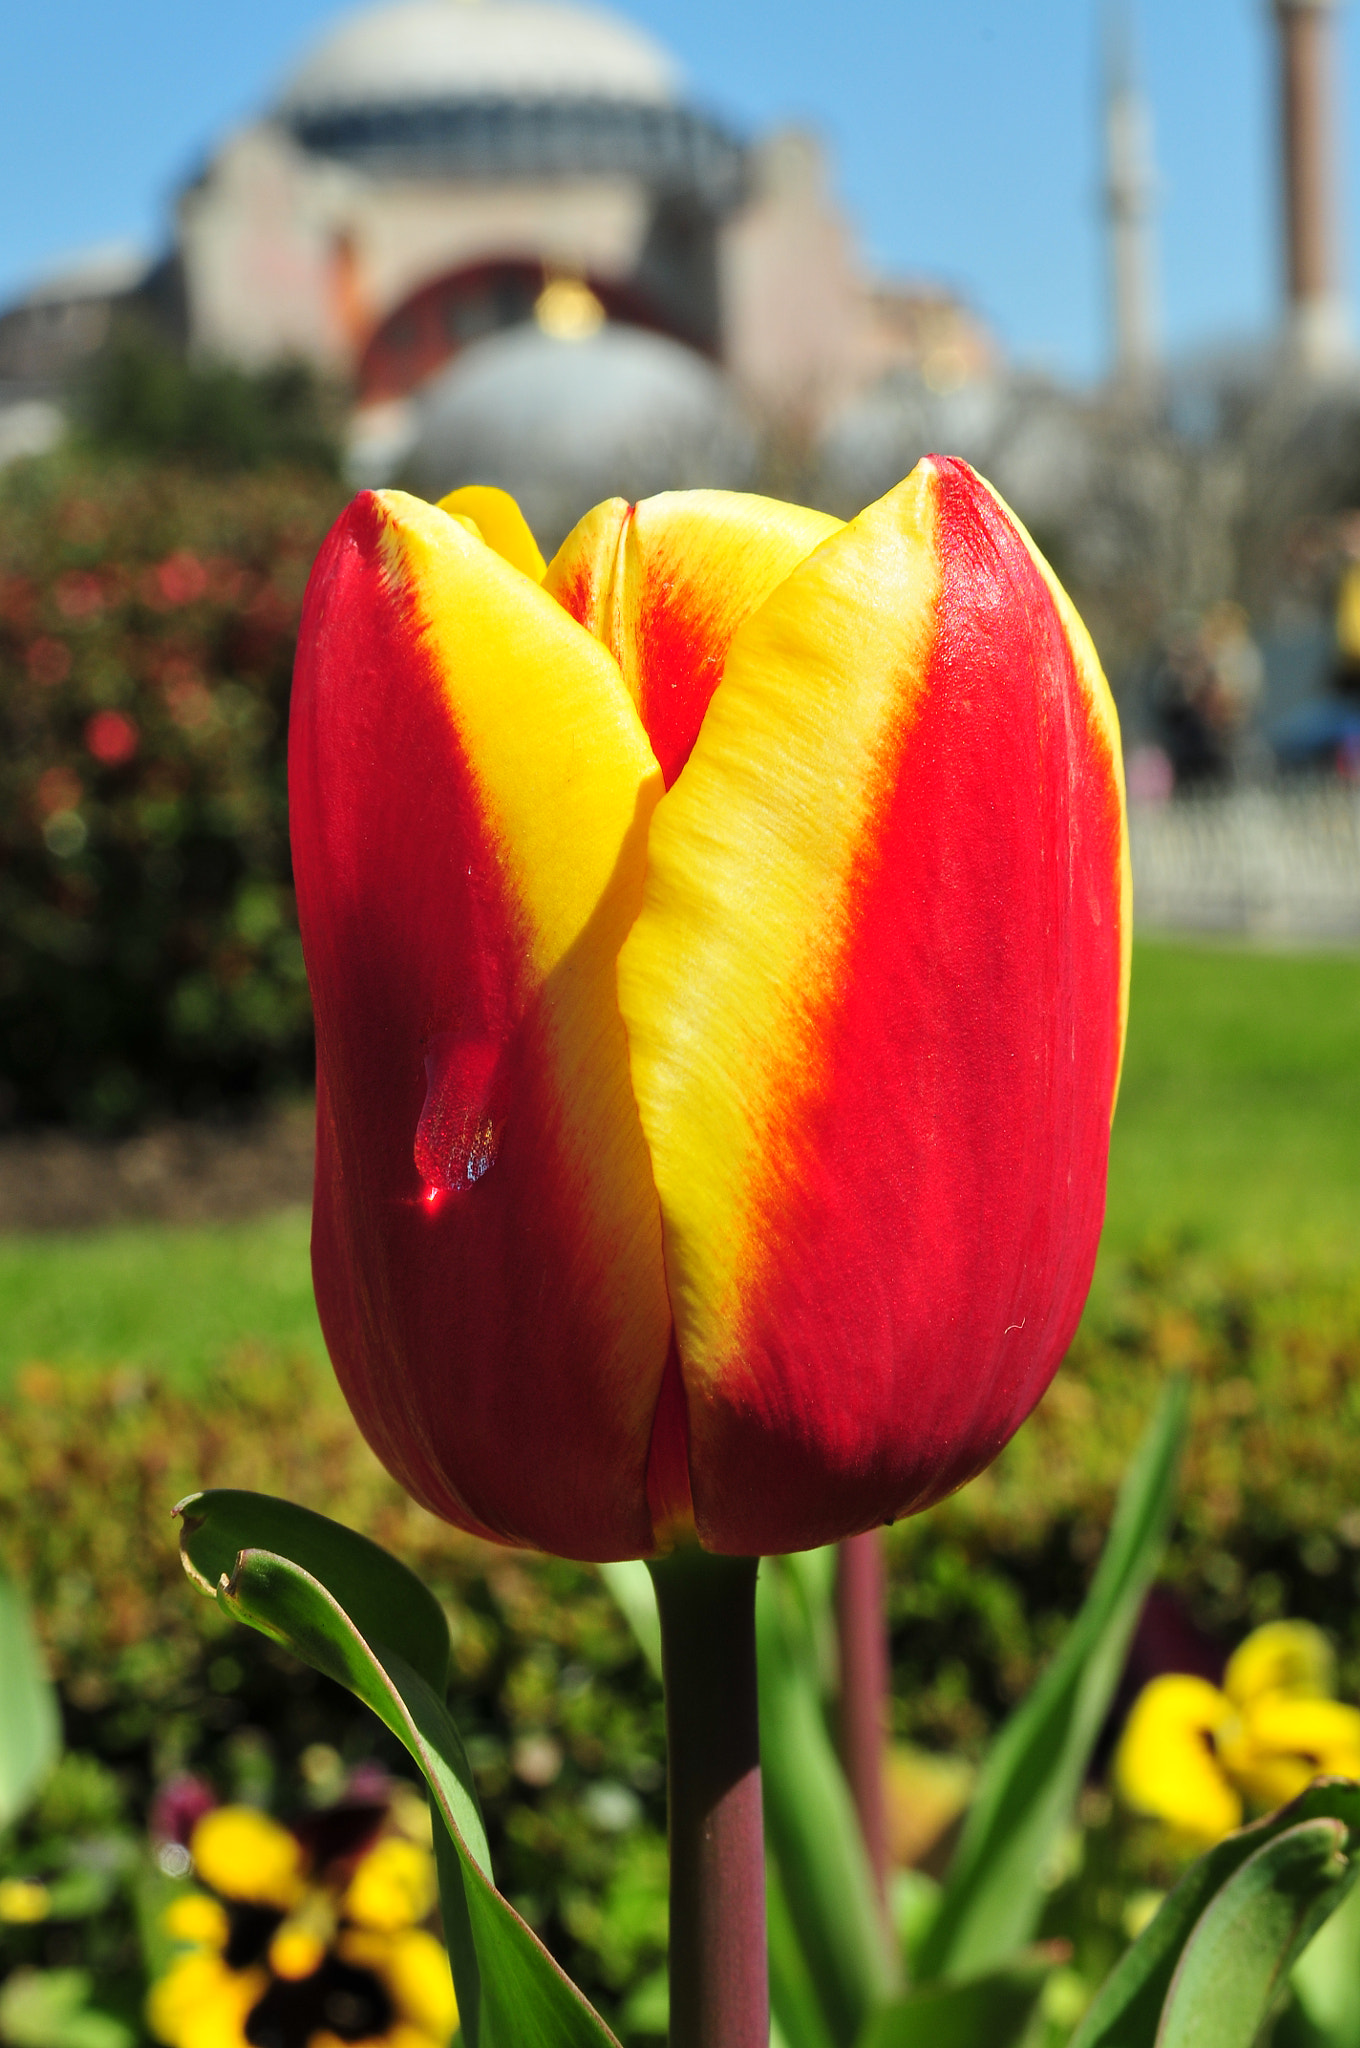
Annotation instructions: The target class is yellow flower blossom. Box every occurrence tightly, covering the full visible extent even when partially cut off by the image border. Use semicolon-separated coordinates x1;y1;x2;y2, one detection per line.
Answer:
148;1791;456;2048
0;1877;52;1923
1115;1619;1360;1849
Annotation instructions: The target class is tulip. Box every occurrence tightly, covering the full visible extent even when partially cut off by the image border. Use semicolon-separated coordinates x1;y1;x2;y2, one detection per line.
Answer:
289;461;1129;1565
290;462;1129;2047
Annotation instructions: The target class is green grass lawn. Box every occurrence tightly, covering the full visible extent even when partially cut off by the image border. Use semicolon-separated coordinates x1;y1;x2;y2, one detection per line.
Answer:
0;936;1357;1388
1100;937;1360;1279
0;1205;325;1390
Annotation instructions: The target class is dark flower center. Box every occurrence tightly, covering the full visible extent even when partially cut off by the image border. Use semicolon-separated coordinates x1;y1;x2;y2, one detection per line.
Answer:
246;1959;394;2048
225;1905;285;1970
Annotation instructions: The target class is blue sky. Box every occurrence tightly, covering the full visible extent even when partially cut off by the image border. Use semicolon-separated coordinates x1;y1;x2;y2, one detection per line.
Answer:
2;0;1355;383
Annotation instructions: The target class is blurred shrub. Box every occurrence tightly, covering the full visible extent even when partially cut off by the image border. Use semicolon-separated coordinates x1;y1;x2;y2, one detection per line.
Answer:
0;451;345;1125
81;327;343;476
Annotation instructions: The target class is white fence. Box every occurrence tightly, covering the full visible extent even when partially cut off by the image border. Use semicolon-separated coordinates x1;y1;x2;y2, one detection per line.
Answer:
1129;785;1360;941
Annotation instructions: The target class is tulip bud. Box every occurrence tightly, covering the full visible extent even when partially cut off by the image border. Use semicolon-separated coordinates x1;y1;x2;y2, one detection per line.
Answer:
290;462;1129;1560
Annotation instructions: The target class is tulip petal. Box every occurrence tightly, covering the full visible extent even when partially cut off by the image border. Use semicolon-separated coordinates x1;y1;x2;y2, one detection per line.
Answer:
438;484;547;583
291;490;671;1558
617;456;1130;1554
545;490;841;787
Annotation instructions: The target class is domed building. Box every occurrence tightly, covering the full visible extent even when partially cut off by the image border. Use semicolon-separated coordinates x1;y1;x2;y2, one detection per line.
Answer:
170;0;992;456
0;0;996;513
179;0;745;396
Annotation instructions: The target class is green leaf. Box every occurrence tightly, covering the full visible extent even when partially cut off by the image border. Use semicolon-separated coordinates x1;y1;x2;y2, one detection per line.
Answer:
618;1967;669;2040
1156;1819;1354;2048
0;1569;61;1831
175;1488;450;1692
854;1949;1054;2048
1287;1865;1360;2046
0;1970;133;2048
767;1855;839;2048
1070;1781;1360;2048
918;1374;1190;1982
758;1554;899;2048
597;1560;663;1682
177;1490;619;2048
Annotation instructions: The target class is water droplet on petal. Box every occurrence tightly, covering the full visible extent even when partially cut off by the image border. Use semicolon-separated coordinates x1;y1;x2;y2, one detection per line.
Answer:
415;1032;504;1194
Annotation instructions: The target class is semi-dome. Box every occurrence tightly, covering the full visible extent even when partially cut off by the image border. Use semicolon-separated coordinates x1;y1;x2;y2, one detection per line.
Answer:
278;0;680;116
403;321;754;546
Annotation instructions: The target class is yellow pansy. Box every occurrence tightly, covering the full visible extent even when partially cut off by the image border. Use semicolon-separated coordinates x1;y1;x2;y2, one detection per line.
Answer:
148;1788;455;2048
1115;1618;1360;1849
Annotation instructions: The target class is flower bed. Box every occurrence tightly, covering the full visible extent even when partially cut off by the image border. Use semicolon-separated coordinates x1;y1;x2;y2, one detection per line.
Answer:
0;453;344;1127
4;1249;1360;2037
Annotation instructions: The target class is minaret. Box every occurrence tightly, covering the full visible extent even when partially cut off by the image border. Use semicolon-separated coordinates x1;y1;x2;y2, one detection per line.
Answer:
1104;6;1160;392
1274;0;1350;373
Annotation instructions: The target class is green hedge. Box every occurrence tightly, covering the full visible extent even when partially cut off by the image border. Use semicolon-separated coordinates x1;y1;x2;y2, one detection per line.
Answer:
0;453;345;1126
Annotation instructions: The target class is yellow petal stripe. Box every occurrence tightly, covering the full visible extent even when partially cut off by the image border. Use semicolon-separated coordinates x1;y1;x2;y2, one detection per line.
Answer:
296;490;671;1554
376;492;660;986
616;465;939;1409
546;489;841;786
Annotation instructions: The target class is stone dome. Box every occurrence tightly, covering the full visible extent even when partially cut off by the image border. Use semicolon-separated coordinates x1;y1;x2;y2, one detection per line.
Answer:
403;321;754;546
278;0;680;116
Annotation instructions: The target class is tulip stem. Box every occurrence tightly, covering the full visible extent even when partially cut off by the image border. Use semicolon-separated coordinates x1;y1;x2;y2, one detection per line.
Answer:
647;1548;767;2048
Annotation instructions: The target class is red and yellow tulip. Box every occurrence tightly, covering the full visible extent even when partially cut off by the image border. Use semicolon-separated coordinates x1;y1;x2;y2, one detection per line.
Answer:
289;460;1129;1561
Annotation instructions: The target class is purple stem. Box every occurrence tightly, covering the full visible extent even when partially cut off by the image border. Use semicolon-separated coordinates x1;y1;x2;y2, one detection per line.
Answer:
648;1549;767;2048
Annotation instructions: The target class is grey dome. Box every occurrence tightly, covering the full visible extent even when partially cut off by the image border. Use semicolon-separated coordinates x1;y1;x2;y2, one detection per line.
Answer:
279;0;679;115
405;321;755;547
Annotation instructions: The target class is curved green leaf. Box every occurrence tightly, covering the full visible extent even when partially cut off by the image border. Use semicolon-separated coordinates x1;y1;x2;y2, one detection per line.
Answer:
767;1855;839;2048
1071;1781;1360;2048
918;1375;1190;1982
854;1949;1054;2048
0;1569;61;1830
177;1490;618;2048
175;1488;449;1693
1156;1819;1353;2048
